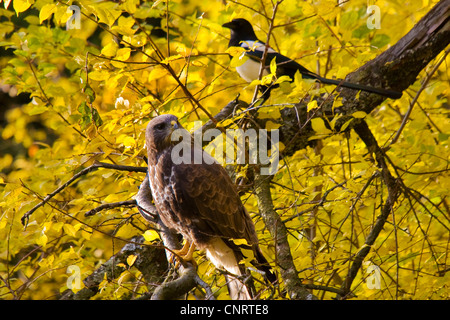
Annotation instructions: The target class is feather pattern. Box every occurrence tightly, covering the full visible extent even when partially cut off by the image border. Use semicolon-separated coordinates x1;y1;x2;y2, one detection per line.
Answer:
145;114;275;300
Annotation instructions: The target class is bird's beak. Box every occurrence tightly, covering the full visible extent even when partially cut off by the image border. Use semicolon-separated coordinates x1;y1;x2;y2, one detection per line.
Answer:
222;21;234;29
171;120;179;130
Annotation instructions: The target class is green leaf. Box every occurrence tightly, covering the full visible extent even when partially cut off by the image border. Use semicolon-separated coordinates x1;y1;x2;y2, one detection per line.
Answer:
91;107;103;127
83;84;96;103
371;34;391;48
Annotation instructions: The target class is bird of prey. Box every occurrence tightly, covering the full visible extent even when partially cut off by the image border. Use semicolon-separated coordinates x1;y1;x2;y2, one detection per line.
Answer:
222;18;402;104
145;114;275;299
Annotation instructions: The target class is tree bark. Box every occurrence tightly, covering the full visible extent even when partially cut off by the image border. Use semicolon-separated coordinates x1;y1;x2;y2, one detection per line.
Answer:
269;0;450;158
62;0;450;300
254;172;317;300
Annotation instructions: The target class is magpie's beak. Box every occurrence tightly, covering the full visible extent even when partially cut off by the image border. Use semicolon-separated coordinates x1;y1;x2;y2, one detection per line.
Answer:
222;21;234;29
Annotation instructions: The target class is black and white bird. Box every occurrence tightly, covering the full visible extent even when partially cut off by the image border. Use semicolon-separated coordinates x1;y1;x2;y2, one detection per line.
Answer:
222;18;402;104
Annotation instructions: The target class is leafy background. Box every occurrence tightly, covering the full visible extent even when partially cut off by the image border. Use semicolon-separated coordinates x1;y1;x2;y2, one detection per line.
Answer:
0;0;449;299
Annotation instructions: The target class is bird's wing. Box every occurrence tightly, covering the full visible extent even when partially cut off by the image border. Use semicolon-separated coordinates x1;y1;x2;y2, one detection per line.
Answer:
240;40;317;80
170;153;258;246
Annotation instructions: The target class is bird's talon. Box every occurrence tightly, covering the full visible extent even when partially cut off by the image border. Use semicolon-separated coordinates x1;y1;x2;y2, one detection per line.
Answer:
170;241;196;267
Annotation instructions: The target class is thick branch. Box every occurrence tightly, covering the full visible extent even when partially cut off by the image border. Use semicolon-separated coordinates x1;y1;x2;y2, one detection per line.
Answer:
264;0;450;158
60;236;167;300
254;172;317;300
341;0;450;113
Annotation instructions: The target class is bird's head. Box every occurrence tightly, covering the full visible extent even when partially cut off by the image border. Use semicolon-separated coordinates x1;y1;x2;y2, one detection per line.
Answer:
145;114;184;154
222;18;258;44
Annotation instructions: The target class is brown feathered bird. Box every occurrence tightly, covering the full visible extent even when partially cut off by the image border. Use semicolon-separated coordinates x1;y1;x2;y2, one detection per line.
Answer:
145;114;275;299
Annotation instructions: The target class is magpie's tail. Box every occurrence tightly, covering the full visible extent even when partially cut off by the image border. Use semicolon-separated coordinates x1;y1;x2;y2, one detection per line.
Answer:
316;76;402;99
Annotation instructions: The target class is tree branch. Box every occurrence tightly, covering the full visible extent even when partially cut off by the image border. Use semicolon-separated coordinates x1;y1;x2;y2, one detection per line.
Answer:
21;161;146;227
337;120;401;299
60;236;168;300
254;172;317;300
260;0;450;158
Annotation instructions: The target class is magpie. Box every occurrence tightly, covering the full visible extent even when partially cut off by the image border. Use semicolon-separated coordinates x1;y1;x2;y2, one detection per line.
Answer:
222;18;402;104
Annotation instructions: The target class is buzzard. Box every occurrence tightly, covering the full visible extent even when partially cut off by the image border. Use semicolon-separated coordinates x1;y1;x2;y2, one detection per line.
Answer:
145;114;275;300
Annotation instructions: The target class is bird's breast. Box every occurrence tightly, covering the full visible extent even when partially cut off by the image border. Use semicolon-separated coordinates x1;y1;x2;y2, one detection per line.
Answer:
236;58;269;83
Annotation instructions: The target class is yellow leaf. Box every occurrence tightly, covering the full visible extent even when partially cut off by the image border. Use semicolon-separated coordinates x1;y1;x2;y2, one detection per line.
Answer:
89;70;109;81
230;52;248;68
92;5;121;28
261;74;274;85
257;107;281;119
301;2;316;16
143;229;160;242
332;98;343;112
275;75;291;84
122;136;135;148
103;193;122;203
126;255;137;267
117;270;132;286
36;233;48;246
317;0;336;17
101;42;118;57
225;46;246;57
111;16;136;35
307;100;319;112
151;0;163;8
148;66;168;82
39;3;56;23
265;121;281;130
311;118;332;135
115;48;131;61
63;224;77;237
232;238;249;246
336;67;350;80
13;0;33;15
270;57;277;75
81;229;92;240
352;111;367;118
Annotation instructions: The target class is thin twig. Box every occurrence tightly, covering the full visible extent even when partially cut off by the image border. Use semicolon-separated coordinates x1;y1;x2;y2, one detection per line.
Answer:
389;47;450;147
84;200;137;217
251;0;283;104
21;162;146;227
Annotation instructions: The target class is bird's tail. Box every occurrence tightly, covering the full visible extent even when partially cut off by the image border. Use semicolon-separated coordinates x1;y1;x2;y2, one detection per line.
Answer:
224;269;252;300
316;76;402;99
205;238;252;300
252;245;277;284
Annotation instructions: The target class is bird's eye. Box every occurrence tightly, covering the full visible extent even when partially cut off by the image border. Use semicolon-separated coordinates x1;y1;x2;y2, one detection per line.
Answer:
155;123;166;130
